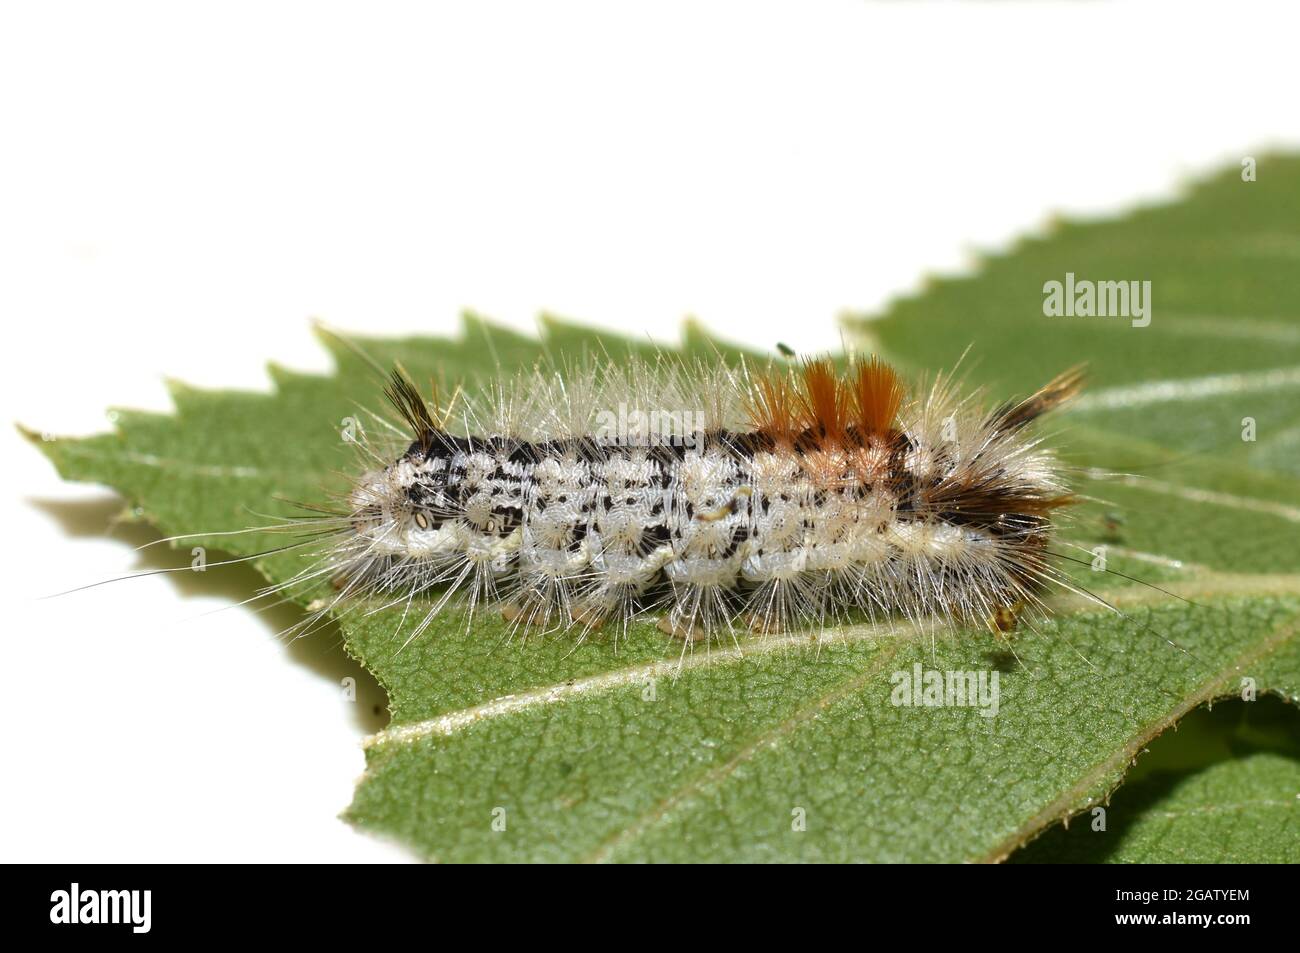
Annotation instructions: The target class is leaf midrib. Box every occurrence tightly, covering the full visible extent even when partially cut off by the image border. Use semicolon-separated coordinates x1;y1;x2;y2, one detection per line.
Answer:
365;570;1300;748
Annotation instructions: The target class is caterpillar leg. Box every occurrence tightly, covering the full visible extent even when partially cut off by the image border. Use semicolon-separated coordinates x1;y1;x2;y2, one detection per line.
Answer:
657;579;736;642
569;601;609;629
657;610;708;642
500;600;543;626
500;577;571;630
990;600;1025;640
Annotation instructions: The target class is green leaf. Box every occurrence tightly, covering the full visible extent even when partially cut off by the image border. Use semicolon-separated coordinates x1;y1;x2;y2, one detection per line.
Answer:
1011;697;1300;863
28;158;1300;862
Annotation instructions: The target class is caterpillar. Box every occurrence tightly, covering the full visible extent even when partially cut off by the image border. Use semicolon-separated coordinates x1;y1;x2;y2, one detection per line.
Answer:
282;354;1087;647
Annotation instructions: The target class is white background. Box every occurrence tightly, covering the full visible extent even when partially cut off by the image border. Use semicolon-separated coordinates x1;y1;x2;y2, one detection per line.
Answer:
2;1;1297;862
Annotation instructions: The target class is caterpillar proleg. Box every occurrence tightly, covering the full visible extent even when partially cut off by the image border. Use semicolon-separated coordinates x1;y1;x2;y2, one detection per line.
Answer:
289;354;1087;647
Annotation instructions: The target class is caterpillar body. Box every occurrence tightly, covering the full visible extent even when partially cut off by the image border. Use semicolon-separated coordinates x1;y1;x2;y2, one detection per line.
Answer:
304;355;1085;645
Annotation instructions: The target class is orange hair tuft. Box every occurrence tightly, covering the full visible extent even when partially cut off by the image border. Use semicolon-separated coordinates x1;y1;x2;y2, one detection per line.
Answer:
748;367;799;443
850;356;904;435
796;358;849;444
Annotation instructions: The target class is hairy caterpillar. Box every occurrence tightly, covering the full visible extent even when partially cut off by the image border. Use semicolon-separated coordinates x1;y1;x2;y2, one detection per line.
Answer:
273;354;1087;648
